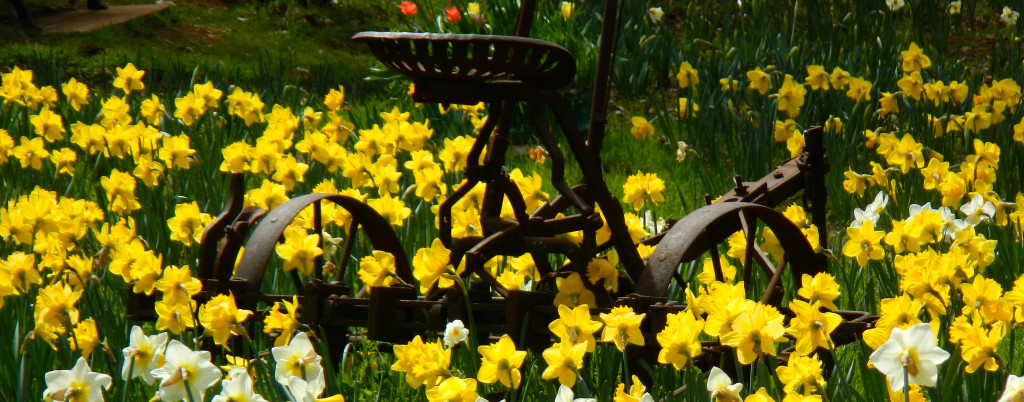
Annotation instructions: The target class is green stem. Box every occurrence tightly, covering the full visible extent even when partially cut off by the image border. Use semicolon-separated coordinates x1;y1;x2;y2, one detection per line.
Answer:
574;368;592;398
122;356;135;402
621;345;631;388
903;366;910;402
454;275;479;376
183;375;197;402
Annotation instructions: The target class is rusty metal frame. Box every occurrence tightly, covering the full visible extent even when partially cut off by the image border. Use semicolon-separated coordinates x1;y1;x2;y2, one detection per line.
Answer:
125;0;876;374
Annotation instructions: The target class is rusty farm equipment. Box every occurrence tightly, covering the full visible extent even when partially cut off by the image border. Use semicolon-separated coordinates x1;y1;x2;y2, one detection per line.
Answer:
127;0;876;375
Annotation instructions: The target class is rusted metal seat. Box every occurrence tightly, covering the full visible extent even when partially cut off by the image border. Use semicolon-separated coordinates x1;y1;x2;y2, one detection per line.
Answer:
353;33;575;106
352;32;576;92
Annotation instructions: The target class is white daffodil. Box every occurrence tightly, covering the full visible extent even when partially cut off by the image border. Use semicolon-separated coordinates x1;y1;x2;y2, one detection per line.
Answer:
960;194;995;226
907;202;935;219
1002;6;1019;25
647;7;664;23
866;191;890;215
707;366;742;401
443;319;469;348
937;206;961;240
554;384;597;402
151;340;222;402
852;191;888;228
948;1;961;15
644;210;666;235
886;0;905;11
43;357;112;402
272;332;325;397
850;208;878;228
998;374;1024;402
122;325;168;384
212;367;268;402
869;323;950;392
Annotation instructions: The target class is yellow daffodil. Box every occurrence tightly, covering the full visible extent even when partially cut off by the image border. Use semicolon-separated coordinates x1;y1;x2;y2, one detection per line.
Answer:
391;335;450;389
746;67;772;95
113;63;146;94
720;303;786;364
677;62;699;89
804;65;829;90
622;171;666;212
154;264;202;305
198;292;252;349
900;42;931;72
548;304;603;352
426;377;479;402
30;106;65;142
61;77;89;111
898;71;924;101
630;116;655;140
656;310;703;369
599;305;646;352
786;300;842;356
274;226;323;276
829;66;850;89
358;250;398;292
776;354;825;396
846;76;872;102
776;74;806;118
553;272;596;308
842;220;885;267
167;202;212;246
541;338;586;387
264;296;301;347
367;193;411;227
477;334;527;389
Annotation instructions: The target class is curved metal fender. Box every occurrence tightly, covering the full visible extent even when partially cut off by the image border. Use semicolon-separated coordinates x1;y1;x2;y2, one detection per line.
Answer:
635;202;822;297
234;193;413;295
